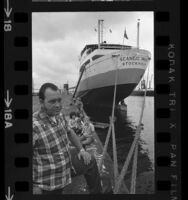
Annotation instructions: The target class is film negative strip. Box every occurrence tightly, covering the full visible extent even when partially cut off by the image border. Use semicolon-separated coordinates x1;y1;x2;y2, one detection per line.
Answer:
4;0;181;199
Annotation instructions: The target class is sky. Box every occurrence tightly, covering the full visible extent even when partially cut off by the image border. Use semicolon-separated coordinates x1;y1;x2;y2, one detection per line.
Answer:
32;12;154;90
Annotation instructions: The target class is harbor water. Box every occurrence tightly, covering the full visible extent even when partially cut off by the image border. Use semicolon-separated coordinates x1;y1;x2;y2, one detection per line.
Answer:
87;96;154;193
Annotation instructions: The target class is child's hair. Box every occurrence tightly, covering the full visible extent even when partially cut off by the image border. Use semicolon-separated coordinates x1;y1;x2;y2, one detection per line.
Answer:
84;116;90;122
70;111;77;119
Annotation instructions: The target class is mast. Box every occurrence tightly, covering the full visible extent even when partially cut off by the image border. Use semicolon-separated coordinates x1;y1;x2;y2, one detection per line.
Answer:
137;19;140;49
98;20;101;49
101;19;104;44
98;19;104;49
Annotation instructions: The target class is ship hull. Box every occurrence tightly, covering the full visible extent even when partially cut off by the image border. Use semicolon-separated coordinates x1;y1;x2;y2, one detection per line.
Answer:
75;48;150;107
76;68;144;106
77;82;137;106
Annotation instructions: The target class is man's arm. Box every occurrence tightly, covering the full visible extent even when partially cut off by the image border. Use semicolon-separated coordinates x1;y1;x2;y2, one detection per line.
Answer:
68;128;83;151
81;137;94;145
67;128;92;165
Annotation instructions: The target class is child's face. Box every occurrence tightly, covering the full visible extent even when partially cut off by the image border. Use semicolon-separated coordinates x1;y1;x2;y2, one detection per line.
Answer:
77;119;81;124
85;120;89;126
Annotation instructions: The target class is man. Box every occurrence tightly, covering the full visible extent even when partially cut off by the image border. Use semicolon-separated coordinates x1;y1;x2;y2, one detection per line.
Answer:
33;83;102;194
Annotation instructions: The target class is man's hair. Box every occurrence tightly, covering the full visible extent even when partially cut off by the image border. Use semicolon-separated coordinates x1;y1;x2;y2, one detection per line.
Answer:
39;83;59;100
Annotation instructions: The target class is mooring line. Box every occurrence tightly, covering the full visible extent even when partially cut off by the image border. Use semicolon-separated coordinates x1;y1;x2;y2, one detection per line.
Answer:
114;64;150;194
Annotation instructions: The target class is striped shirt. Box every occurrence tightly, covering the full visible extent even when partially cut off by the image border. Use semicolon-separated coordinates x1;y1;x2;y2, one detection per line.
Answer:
33;109;72;191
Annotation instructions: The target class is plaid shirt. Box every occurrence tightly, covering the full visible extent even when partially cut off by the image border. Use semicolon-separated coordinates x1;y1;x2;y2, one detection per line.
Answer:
33;109;72;191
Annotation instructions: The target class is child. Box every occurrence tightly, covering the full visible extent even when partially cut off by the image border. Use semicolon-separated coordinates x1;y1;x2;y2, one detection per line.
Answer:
79;117;95;150
68;111;78;131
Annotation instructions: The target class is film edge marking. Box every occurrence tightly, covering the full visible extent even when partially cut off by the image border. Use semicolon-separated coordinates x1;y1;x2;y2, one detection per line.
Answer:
5;186;14;200
4;90;13;129
4;0;13;32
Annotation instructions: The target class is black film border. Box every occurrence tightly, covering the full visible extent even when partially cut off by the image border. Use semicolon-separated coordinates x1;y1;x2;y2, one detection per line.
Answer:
4;0;181;200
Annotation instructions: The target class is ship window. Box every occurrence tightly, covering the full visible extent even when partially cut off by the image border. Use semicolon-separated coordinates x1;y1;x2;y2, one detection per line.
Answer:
80;60;90;72
86;48;92;55
92;55;104;61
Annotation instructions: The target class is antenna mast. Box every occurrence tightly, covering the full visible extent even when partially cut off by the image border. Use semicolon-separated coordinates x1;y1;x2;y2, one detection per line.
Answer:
137;19;140;49
98;20;100;49
101;19;104;44
98;19;104;49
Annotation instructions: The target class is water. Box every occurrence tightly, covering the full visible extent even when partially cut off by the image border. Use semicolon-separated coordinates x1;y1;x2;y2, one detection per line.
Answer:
86;96;154;192
125;96;154;168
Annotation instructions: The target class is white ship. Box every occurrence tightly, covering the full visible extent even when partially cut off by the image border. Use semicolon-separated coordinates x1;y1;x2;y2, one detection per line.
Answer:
75;19;151;107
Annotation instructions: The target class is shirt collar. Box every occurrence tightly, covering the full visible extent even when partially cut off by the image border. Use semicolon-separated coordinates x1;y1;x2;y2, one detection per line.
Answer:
38;107;49;120
38;107;63;124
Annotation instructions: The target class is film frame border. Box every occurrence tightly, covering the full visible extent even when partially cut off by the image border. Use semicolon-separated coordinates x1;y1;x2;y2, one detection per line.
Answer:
3;0;181;199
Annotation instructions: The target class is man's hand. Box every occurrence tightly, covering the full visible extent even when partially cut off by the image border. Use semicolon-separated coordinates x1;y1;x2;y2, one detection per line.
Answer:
78;149;91;165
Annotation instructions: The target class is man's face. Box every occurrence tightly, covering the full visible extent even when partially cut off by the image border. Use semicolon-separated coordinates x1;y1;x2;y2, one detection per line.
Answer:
41;88;62;116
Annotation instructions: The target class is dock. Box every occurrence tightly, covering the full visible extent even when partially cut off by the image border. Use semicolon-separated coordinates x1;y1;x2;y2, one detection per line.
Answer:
92;121;109;129
62;129;129;194
130;89;154;96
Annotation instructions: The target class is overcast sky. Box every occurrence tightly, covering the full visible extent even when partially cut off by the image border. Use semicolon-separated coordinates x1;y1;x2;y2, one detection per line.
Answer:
32;12;154;90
